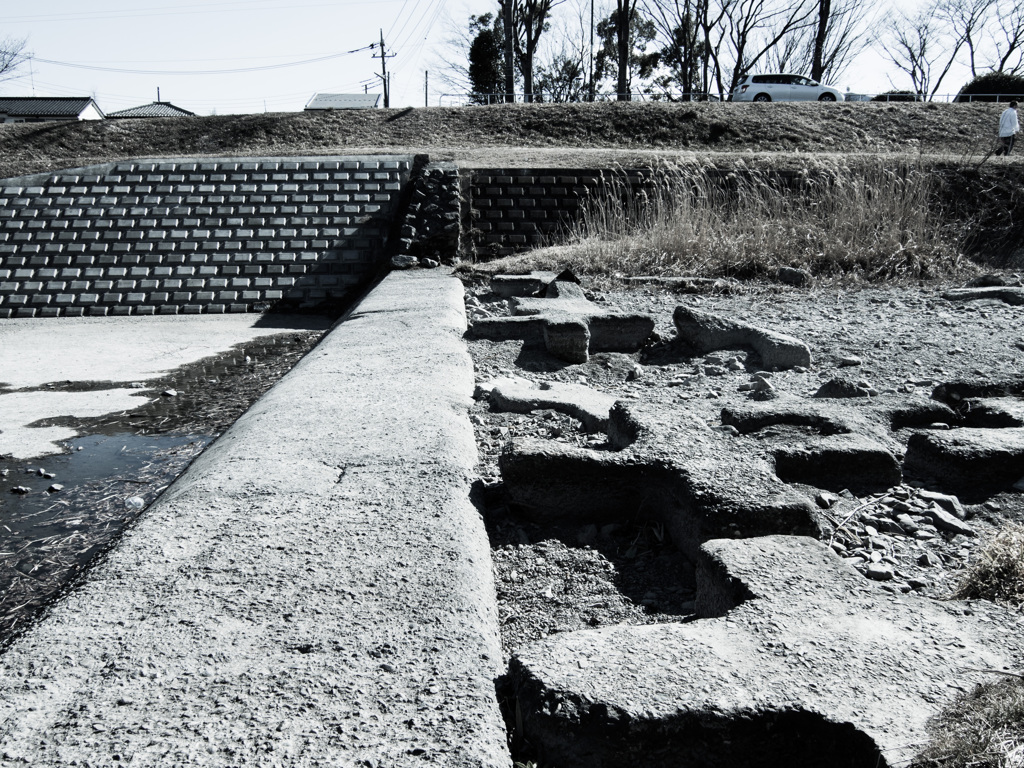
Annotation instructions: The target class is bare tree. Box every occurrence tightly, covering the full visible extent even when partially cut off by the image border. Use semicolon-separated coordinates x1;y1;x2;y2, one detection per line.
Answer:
882;0;980;99
806;0;876;82
613;0;642;98
532;0;591;100
0;36;28;83
723;0;818;95
989;0;1024;74
935;0;995;78
515;0;566;101
643;0;707;98
880;8;936;97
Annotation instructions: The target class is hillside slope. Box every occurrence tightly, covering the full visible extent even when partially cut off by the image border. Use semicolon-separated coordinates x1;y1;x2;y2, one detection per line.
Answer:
0;100;1013;179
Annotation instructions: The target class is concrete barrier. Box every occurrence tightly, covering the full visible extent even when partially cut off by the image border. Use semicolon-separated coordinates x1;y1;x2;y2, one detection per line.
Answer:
0;270;510;767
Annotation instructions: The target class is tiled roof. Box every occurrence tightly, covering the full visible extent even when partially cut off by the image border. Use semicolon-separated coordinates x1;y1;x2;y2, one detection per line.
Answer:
106;101;195;119
305;93;381;110
0;97;101;117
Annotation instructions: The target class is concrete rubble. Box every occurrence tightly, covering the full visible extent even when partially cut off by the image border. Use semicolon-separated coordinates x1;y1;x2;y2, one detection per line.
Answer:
469;277;655;363
673;305;812;370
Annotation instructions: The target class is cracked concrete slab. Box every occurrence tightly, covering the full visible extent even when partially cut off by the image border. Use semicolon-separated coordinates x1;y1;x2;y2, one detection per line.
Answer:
499;401;821;558
508;535;1024;768
0;271;509;767
673;305;811;370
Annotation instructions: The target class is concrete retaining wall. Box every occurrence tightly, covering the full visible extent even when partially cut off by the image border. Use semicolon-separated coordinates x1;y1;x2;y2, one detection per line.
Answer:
0;156;414;317
466;168;649;258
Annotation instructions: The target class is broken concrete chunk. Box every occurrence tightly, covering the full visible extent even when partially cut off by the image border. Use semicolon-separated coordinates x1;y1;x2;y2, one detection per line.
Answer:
904;427;1024;495
958;397;1024;428
490;271;561;298
772;433;901;494
543;319;590;364
499;401;820;558
915;489;966;519
487;379;619;433
814;376;873;398
942;286;1024;305
508;535;1022;768
673;305;811;370
931;376;1024;405
923;504;975;537
469;280;655;362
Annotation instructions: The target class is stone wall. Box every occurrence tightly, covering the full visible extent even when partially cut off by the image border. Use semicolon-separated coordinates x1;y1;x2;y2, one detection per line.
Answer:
0;156;413;318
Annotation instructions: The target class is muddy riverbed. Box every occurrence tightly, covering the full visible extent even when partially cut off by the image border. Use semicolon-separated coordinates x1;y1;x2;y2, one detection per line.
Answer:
0;330;323;643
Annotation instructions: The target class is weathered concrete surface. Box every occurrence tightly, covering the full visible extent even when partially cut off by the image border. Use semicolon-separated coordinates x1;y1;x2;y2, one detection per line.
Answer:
0;271;510;767
500;401;821;558
673;305;811;369
720;395;958;493
508;535;1024;768
490;272;560;298
486;377;619;432
0;314;329;459
905;426;1024;495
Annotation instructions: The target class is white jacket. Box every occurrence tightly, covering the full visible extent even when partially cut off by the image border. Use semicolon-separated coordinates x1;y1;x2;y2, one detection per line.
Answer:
999;106;1020;137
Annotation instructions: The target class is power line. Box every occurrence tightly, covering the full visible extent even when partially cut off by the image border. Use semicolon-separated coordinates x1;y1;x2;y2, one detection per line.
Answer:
30;47;374;76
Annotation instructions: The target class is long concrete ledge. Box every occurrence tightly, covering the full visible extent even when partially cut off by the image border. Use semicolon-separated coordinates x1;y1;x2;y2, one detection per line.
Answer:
0;270;510;766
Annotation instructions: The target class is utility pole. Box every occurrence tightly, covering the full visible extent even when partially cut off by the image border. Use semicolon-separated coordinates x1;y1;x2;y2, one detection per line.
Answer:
589;0;594;102
372;29;396;107
502;0;515;103
424;70;429;107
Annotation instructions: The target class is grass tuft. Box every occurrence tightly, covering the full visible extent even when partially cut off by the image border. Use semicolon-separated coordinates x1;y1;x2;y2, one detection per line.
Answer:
953;523;1024;606
913;524;1024;767
914;676;1024;768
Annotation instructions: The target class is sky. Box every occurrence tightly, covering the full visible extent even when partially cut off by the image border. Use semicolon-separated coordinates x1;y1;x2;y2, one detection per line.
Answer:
0;0;974;116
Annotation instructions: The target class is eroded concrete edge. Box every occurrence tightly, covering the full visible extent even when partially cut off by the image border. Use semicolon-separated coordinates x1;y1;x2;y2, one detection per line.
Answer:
0;269;510;767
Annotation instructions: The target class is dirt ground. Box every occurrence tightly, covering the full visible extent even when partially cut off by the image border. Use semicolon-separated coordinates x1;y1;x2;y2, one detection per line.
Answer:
461;274;1024;659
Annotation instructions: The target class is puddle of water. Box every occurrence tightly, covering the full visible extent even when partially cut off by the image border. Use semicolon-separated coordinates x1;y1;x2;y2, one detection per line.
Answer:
0;432;211;642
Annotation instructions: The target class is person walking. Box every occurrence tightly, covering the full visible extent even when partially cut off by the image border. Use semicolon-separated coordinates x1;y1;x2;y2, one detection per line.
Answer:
995;101;1019;156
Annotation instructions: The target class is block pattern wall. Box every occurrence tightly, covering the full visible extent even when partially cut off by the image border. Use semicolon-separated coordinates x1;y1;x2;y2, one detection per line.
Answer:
466;168;648;259
0;156;413;318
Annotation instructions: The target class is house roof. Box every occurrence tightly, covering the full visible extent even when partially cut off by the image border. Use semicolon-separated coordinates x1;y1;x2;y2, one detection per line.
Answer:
106;101;195;119
304;93;381;110
0;97;104;118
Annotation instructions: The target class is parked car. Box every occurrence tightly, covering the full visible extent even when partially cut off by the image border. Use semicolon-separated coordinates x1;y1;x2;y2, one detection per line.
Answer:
731;74;843;102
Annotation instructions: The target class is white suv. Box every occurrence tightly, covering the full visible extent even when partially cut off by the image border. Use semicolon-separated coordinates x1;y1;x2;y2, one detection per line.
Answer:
731;74;843;102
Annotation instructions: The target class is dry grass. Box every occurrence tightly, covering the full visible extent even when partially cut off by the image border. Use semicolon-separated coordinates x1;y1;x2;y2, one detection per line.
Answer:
911;524;1024;768
953;523;1024;606
479;158;971;283
914;676;1024;768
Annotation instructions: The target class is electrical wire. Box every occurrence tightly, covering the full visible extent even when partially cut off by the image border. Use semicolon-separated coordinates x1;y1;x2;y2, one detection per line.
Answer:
29;46;375;76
